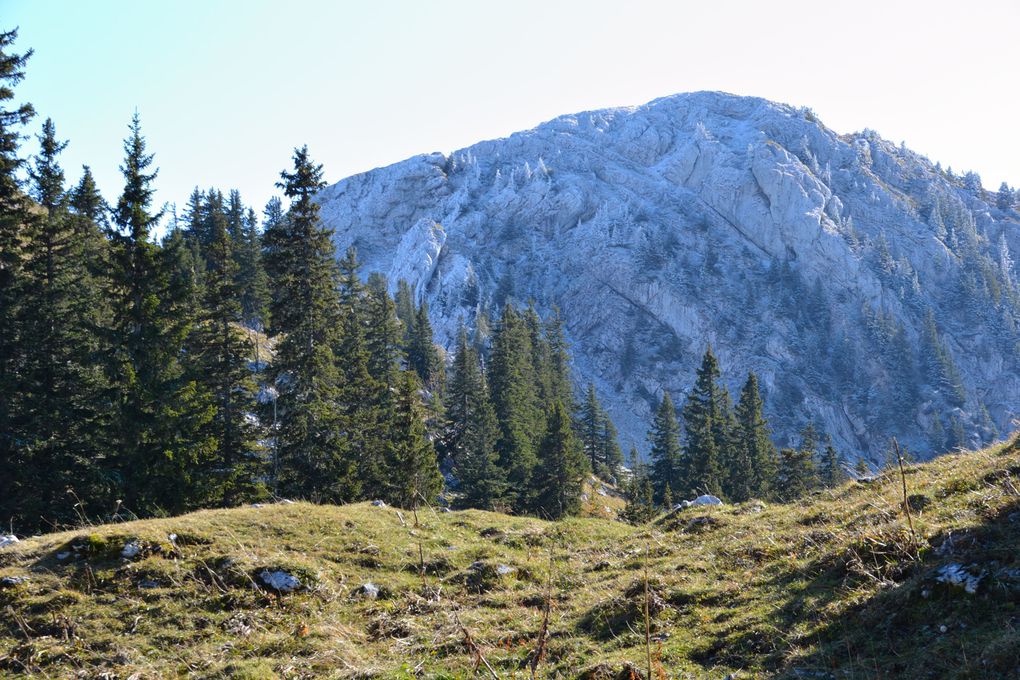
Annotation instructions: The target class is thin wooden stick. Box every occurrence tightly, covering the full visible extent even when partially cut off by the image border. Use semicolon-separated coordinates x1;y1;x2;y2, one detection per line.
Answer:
457;615;500;680
643;539;653;680
894;438;919;557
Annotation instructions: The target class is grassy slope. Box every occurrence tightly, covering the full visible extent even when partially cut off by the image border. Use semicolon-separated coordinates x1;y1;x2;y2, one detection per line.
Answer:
1;437;1019;679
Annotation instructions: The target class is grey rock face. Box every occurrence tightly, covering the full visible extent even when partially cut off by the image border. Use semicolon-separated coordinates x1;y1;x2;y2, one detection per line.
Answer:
316;91;1020;459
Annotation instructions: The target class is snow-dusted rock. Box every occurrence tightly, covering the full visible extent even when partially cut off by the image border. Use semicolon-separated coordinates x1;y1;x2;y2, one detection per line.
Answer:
315;91;1020;459
691;495;724;506
121;540;142;559
356;582;380;599
935;563;984;594
259;569;302;593
371;500;387;508
0;535;18;549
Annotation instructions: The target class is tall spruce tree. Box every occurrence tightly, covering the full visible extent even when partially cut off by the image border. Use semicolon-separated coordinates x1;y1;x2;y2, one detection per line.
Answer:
682;347;726;497
579;382;604;473
235;206;269;329
0;28;35;530
407;301;443;394
733;373;778;500
264;146;354;501
818;437;846;487
447;326;505;509
191;190;263;504
488;304;543;511
531;400;586;519
107;113;214;515
16;118;111;525
384;371;443;509
649;392;683;503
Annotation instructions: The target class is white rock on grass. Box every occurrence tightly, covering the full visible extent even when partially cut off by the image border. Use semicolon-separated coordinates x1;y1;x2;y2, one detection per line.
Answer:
357;582;380;599
371;500;387;508
935;563;984;594
259;569;302;593
691;494;724;506
0;535;19;549
121;540;142;559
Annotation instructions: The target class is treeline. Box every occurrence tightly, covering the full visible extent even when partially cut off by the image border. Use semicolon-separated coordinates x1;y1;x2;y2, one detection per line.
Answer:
0;29;606;531
1;30;860;534
623;347;851;522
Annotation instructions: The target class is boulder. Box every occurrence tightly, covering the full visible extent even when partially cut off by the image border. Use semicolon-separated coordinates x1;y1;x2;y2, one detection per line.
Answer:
0;534;19;549
691;494;724;506
259;569;302;593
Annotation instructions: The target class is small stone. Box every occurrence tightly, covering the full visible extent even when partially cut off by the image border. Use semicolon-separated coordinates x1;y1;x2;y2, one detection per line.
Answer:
139;579;161;589
0;535;19;549
121;540;142;559
56;551;72;561
691;494;724;506
259;569;301;593
371;500;387;508
357;582;380;599
496;564;515;576
0;575;27;587
939;624;948;633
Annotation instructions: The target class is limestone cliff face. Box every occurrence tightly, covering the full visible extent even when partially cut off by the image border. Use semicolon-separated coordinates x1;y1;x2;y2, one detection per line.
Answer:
316;91;1020;460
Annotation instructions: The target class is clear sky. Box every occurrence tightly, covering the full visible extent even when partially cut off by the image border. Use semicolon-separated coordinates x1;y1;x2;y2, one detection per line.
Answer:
5;0;1019;219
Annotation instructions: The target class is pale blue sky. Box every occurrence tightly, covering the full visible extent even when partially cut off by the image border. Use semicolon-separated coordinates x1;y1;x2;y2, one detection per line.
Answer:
5;0;1019;219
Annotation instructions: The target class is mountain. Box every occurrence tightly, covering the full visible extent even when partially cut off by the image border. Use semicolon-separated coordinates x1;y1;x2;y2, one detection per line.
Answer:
2;436;1018;677
315;91;1020;460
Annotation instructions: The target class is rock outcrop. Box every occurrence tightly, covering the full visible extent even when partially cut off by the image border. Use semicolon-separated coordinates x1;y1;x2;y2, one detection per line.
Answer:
316;91;1020;460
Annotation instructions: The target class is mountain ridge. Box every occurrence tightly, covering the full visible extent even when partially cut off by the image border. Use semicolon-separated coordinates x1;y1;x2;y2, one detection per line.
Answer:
315;91;1020;460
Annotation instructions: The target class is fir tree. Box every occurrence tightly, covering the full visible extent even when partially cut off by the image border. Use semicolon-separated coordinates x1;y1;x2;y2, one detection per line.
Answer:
818;437;846;487
265;146;354;501
682;347;726;497
17;118;111;524
235;206;269;329
777;447;815;500
648;392;683;503
394;278;416;342
191;190;263;504
384;371;443;509
733;373;778;500
579;382;604;473
531;401;586;519
408;302;443;394
488;304;542;511
448;326;505;509
0;28;35;529
600;415;624;481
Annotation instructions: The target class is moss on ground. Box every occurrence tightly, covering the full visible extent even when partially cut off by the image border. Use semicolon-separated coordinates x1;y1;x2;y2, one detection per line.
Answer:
1;436;1018;678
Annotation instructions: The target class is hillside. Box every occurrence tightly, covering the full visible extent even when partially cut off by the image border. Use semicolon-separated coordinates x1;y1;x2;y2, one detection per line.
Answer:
315;91;1020;460
2;436;1019;678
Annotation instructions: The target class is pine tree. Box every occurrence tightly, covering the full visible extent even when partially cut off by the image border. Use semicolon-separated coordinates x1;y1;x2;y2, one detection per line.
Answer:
408;302;443;394
447;326;505;509
488;304;542;511
0;28;35;530
733;373;778;500
997;182;1013;211
777;447;815;500
648;392;684;503
622;446;655;523
777;424;819;500
334;246;386;498
682;347;726;497
384;371;443;509
818;437;846;487
394;278;416;342
265;146;354;501
543;306;574;408
106;113;213;515
235;206;269;329
600;415;624;481
191;190;263;504
16;117;111;524
531;401;586;519
579;383;604;473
